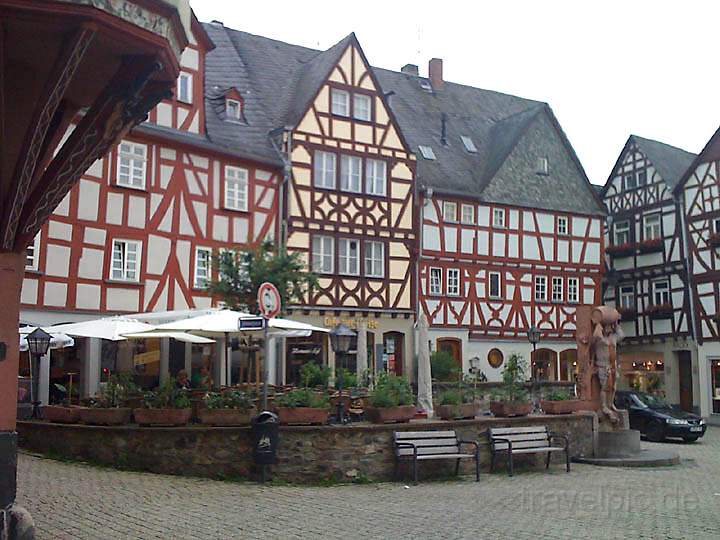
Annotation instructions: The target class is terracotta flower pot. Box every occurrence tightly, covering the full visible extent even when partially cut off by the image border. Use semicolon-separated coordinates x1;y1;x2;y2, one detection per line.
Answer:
540;399;592;415
277;407;329;425
79;407;132;425
436;402;479;420
133;408;191;427
197;408;254;426
489;401;532;418
42;405;81;424
365;405;416;424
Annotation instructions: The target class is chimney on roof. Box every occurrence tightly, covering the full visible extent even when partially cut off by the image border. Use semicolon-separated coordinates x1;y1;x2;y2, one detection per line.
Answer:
429;58;443;90
401;63;419;76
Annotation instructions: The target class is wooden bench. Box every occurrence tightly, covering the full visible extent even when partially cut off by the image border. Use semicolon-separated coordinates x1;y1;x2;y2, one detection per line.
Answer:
394;430;480;484
488;426;570;476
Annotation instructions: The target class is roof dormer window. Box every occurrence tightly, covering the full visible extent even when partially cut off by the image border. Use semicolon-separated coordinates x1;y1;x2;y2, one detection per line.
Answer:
461;136;477;153
226;98;241;121
418;145;436;160
537;156;549;175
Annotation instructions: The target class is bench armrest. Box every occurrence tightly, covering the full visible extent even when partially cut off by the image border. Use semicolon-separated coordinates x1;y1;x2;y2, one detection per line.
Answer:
394;441;418;458
458;439;479;451
489;436;512;452
548;432;569;449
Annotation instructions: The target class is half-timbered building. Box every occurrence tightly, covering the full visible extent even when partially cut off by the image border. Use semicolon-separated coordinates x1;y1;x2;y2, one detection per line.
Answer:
677;126;720;418
601;135;697;411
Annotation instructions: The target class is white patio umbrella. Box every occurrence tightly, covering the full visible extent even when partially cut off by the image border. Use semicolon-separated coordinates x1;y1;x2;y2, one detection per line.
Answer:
121;331;215;344
356;321;367;381
416;314;434;417
19;326;75;352
49;316;155;341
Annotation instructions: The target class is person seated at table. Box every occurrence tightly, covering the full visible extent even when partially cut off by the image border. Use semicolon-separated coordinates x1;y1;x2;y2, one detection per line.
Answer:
197;365;213;390
176;370;191;390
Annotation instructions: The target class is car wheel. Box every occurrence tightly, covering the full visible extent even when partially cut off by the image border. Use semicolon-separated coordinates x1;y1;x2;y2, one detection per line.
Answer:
683;436;699;443
645;421;665;442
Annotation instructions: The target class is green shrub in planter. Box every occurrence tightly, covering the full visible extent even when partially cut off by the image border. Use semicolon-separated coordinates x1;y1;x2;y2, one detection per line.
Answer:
300;362;331;388
142;378;191;409
369;373;414;408
276;388;329;409
544;389;572;401
438;389;476;406
430;350;460;382
204;390;254;411
335;367;358;389
489;354;529;404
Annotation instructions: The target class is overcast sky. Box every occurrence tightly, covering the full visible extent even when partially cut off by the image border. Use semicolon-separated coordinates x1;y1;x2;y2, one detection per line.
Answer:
193;0;720;185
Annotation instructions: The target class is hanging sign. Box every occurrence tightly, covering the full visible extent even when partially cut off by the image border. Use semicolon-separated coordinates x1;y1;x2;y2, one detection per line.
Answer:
257;282;281;319
238;317;266;331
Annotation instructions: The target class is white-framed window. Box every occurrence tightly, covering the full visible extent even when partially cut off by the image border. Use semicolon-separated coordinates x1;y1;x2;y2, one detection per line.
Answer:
461;204;475;225
224;166;248;211
568;277;579;303
226;98;241;120
116;141;147;189
637;170;647;186
493;208;506;228
365;159;386;196
111;239;141;282
312;236;334;274
489;272;501;299
353;93;371;121
418;145;436;160
340;155;362;193
624;173;637;190
177;72;192;103
552;276;563;302
443;201;457;222
537;156;549;175
314;151;336;189
429;267;442;295
447;268;460;296
653;280;670;306
364;241;384;278
25;233;40;271
614;220;630;245
619;284;635;309
331;88;349;116
194;247;212;288
643;214;661;240
338;238;359;276
534;275;547;302
460;135;477;153
557;216;568;235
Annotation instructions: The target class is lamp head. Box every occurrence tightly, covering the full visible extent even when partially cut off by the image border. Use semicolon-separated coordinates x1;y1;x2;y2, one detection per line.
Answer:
27;327;52;356
329;324;356;354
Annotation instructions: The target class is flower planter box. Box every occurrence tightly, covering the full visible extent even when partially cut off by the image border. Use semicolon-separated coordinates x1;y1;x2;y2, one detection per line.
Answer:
79;407;132;426
365;405;417;424
42;405;81;424
197;408;254;426
606;242;636;257
617;307;637;321
133;408;191;427
489;401;532;418
436;402;479;420
646;304;673;320
277;407;329;425
637;238;663;253
540;399;592;415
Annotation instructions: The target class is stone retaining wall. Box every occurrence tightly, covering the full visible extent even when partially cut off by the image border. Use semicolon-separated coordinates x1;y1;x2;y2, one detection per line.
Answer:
18;414;594;483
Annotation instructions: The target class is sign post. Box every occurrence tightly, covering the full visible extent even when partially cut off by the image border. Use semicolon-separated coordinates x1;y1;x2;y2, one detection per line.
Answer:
257;282;281;410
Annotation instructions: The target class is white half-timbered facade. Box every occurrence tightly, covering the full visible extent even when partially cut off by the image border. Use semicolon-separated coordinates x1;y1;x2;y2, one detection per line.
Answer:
601;136;697;411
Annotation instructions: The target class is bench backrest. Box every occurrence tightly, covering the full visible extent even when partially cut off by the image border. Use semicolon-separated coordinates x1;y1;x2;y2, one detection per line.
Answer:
394;430;459;457
488;426;550;451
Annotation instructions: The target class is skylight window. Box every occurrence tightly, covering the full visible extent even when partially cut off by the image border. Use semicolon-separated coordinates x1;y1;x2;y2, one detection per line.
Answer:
419;79;433;93
461;136;477;153
418;145;436;160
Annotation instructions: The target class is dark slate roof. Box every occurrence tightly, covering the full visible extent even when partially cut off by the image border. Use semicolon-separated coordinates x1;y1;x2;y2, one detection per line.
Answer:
630;135;696;190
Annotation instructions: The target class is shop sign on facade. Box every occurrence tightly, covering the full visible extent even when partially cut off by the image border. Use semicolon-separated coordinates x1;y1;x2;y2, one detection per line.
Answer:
323;317;378;330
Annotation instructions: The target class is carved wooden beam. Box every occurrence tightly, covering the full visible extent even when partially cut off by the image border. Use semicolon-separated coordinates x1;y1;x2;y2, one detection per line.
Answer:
1;26;95;250
14;56;171;250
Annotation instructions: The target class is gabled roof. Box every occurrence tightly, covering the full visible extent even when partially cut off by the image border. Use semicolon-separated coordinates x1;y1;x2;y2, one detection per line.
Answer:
674;126;720;194
601;135;696;196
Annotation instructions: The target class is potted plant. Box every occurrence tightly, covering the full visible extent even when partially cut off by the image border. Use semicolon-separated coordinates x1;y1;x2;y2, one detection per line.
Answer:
489;354;532;417
365;373;416;424
198;390;255;426
300;361;331;390
78;374;134;425
436;389;479;420
133;378;192;426
275;388;330;425
540;389;590;414
43;383;82;423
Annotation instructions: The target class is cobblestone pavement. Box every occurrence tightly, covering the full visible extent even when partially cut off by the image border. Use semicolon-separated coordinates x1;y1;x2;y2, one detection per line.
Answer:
16;427;720;539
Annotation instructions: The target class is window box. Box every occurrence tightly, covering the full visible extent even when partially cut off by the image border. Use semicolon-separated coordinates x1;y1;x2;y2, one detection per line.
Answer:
617;307;637;321
637;237;663;254
708;233;720;247
646;303;673;320
606;242;635;257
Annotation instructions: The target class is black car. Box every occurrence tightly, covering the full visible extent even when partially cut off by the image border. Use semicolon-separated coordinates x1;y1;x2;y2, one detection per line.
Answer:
615;390;707;442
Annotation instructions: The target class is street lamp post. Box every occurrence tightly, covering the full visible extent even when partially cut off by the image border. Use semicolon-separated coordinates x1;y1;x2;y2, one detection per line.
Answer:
526;326;541;378
329;324;356;424
26;328;52;419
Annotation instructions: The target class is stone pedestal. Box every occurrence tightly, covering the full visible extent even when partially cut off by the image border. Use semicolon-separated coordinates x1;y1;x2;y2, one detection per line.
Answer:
596;429;641;458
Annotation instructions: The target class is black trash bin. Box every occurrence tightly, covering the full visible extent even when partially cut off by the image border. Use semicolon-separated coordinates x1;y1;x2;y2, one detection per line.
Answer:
251;411;279;465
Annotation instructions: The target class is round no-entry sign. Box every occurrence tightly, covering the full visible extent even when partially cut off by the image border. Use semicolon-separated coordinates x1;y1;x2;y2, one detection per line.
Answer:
257;282;281;319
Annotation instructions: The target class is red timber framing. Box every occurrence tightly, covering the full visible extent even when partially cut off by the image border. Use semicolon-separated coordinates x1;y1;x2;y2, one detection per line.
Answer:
420;195;603;341
285;36;417;314
603;141;691;342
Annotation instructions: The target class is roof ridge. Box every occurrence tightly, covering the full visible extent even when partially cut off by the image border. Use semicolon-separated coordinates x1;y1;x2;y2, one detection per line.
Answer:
630;134;696;156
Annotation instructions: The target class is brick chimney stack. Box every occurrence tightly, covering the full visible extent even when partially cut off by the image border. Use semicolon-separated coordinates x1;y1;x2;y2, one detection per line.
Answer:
401;63;419;76
429;58;443;90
